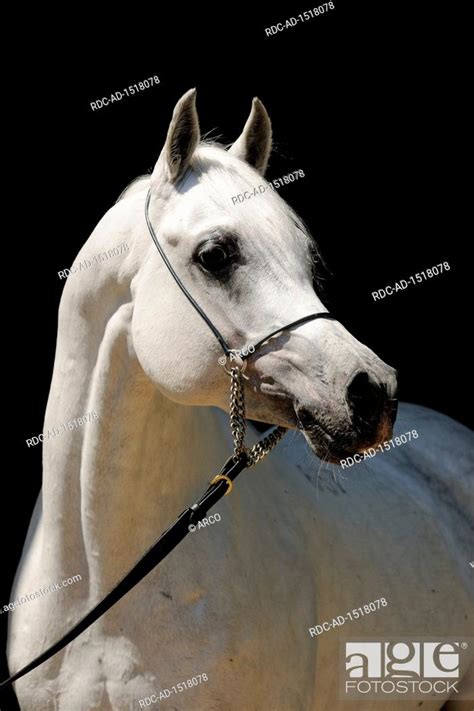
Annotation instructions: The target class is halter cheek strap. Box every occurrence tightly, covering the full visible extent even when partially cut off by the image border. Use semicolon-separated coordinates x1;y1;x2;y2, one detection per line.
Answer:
145;190;336;359
0;189;337;692
145;190;233;356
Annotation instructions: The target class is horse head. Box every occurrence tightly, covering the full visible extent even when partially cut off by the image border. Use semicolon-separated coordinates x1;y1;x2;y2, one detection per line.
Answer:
132;89;398;462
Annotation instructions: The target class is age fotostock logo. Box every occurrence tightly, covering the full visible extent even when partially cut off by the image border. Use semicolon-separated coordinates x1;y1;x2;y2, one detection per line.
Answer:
341;639;472;700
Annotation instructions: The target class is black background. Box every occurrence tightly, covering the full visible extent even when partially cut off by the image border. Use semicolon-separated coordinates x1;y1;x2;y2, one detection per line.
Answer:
2;3;470;707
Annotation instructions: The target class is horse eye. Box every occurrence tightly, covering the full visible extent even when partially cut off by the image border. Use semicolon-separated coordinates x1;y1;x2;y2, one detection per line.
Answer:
198;244;232;273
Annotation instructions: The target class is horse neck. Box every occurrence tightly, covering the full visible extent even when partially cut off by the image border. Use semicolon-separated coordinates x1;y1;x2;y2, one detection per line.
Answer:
41;208;228;601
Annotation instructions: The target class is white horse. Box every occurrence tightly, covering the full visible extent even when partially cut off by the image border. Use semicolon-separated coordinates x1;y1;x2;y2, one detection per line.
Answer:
7;90;473;710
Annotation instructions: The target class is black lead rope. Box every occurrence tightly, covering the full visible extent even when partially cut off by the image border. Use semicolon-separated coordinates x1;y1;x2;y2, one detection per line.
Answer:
1;189;335;690
1;454;248;690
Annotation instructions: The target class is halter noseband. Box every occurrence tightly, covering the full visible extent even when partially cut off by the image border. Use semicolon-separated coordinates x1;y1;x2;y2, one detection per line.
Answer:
0;189;336;692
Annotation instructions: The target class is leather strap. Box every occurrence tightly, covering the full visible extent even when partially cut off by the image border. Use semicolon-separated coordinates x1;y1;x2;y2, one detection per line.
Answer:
0;454;249;689
248;313;336;355
1;189;337;691
145;190;335;356
145;190;233;356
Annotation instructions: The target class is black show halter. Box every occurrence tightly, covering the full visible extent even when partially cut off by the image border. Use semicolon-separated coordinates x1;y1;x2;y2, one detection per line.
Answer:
0;190;335;690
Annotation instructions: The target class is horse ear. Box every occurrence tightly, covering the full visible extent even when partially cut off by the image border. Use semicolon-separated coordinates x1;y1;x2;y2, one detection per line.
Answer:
154;88;200;184
229;98;272;175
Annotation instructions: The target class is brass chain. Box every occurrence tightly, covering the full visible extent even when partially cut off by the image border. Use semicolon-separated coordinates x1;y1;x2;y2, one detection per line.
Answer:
229;366;286;467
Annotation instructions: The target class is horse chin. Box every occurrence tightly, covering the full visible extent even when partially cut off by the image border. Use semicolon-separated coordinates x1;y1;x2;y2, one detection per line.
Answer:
299;427;349;464
300;416;396;465
293;397;398;465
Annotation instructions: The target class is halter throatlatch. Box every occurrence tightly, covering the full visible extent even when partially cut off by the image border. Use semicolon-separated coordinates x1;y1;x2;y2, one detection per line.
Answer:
0;188;337;692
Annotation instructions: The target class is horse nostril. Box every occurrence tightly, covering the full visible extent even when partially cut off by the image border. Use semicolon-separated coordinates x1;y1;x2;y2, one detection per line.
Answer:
346;372;385;421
